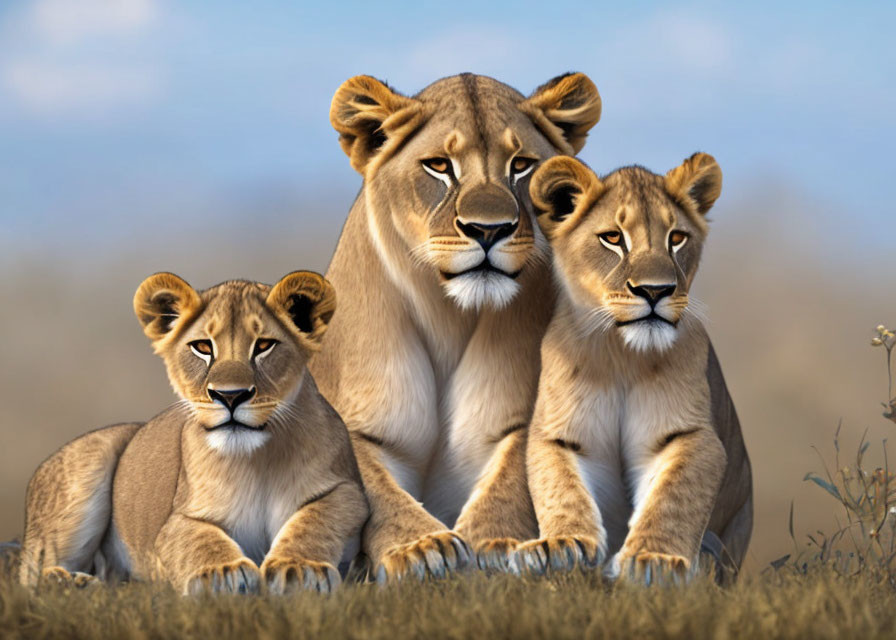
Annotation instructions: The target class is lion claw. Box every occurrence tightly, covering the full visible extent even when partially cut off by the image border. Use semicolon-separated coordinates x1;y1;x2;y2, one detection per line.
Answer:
375;531;472;584
513;536;604;576
186;558;261;595
261;557;341;594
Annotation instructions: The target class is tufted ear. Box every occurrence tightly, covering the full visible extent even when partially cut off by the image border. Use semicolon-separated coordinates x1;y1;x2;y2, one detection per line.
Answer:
330;75;424;175
134;273;202;345
530;155;605;239
665;152;722;216
266;271;336;349
520;72;602;155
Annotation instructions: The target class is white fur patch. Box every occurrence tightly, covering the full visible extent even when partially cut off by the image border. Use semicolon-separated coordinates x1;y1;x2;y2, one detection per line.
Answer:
232;405;267;428
618;319;678;352
206;427;271;455
443;270;520;311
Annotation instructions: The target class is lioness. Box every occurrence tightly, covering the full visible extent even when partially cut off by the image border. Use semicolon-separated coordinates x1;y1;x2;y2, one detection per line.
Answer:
518;154;752;583
312;72;602;580
19;272;368;594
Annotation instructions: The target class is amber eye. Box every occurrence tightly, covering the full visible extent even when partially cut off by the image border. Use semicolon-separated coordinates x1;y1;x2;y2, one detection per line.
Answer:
511;157;536;175
252;339;278;358
422;157;451;175
598;231;623;246
188;340;213;357
669;230;689;250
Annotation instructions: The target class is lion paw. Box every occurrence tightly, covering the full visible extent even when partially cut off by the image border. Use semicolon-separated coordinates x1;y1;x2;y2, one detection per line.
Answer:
261;557;341;594
611;550;691;586
474;537;522;574
514;536;604;576
186;558;261;595
375;531;472;584
41;566;100;589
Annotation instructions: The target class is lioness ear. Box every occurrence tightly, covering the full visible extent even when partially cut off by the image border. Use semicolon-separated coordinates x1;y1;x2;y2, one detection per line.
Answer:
267;271;336;348
330;75;423;174
134;273;202;344
521;72;602;155
530;156;605;238
665;152;722;216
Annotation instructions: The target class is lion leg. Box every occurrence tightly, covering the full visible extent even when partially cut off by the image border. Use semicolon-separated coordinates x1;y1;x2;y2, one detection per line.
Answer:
712;493;753;584
155;514;261;595
19;423;141;587
610;428;726;586
511;426;606;576
261;481;367;594
351;435;472;584
454;428;539;573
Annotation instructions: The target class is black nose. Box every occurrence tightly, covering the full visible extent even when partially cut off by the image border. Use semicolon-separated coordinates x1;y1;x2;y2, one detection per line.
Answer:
208;387;256;411
456;219;518;252
627;282;676;305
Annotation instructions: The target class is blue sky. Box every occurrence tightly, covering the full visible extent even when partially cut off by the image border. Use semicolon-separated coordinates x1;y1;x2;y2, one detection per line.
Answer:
0;0;893;257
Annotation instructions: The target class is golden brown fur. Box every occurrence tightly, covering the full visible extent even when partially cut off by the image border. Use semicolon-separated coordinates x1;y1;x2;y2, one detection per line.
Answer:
19;272;368;594
310;73;602;580
517;154;752;584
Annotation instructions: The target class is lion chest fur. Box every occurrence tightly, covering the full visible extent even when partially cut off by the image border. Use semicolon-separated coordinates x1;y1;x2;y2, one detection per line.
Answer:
533;315;714;555
110;391;355;573
313;207;552;525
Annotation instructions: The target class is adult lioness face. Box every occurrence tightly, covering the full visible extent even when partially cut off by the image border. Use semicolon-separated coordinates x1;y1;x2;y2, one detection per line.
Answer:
133;271;336;454
330;73;601;310
530;153;723;352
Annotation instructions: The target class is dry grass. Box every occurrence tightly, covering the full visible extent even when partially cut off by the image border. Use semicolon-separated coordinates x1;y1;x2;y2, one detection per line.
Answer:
1;548;894;640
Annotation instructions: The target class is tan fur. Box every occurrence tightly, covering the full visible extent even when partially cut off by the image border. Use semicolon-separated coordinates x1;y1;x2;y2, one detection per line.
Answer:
311;73;602;580
19;272;368;594
519;154;752;584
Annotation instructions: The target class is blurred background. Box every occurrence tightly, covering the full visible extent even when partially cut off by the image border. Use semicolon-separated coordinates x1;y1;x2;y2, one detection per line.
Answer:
1;0;894;572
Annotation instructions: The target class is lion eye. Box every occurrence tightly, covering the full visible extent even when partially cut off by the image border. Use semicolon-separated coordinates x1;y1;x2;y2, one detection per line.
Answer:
598;231;623;246
511;157;536;176
189;339;214;360
422;157;452;176
252;339;278;358
669;230;689;250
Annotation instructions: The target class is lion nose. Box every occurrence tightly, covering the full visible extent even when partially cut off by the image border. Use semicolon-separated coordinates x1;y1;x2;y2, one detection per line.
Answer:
208;386;256;411
627;282;676;305
456;219;518;252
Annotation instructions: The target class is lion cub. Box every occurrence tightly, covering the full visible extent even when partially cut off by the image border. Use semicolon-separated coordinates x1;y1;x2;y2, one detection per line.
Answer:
518;154;752;583
19;271;368;594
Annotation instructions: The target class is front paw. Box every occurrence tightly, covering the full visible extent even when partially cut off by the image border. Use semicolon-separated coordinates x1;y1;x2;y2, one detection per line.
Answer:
375;531;472;584
186;558;261;595
261;557;341;594
611;550;691;586
514;536;604;576
40;566;100;589
474;537;522;574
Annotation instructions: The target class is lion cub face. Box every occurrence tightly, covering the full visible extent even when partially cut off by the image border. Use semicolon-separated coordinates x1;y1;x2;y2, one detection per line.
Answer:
329;73;602;311
134;271;335;454
530;153;722;352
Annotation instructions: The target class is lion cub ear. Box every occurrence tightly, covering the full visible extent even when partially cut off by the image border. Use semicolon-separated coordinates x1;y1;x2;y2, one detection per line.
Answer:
330;75;423;175
134;273;202;345
665;152;723;216
530;156;605;239
267;271;336;349
521;72;602;155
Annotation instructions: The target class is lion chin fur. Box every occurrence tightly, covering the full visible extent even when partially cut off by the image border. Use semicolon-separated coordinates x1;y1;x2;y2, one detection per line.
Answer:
444;271;521;311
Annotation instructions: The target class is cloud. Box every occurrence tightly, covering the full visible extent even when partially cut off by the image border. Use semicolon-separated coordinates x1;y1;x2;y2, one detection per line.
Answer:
3;59;161;114
0;0;164;119
605;10;736;78
405;26;521;84
31;0;157;44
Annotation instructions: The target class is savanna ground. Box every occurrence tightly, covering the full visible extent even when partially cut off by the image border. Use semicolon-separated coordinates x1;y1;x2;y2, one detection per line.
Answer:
1;552;896;639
